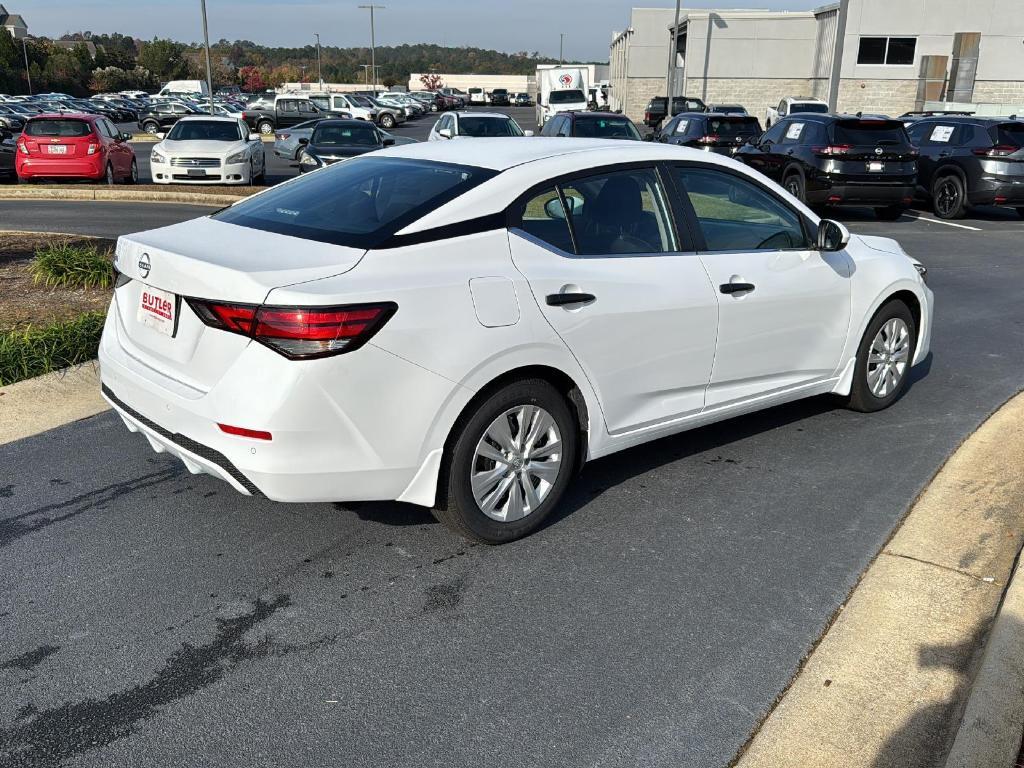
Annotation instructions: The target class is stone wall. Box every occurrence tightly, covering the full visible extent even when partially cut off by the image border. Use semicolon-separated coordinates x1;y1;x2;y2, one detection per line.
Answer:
972;81;1024;106
682;78;820;116
835;79;920;116
620;77;666;123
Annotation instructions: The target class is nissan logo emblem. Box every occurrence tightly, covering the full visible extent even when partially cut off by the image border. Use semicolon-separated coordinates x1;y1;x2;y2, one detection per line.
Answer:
874;147;884;155
138;253;151;279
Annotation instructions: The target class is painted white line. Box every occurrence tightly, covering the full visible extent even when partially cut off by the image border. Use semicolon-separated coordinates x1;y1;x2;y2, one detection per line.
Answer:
901;213;982;232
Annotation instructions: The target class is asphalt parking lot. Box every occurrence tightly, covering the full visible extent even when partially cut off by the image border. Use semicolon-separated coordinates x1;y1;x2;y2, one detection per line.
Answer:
2;195;1023;766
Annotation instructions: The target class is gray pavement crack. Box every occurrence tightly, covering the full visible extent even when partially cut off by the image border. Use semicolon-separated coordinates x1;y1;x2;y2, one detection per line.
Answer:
881;550;1002;585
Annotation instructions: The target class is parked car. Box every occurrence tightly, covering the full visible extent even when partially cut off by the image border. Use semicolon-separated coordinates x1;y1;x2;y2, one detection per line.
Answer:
408;91;443;112
99;138;933;544
242;97;322;135
905;116;1024;219
489;88;511;107
138;101;203;134
150;116;265;185
16;113;137;184
708;104;748;115
377;93;424;118
651;112;762;155
736;114;917;219
365;98;405;129
295;119;393;172
540;111;642;140
513;93;532;107
765;97;829;129
0;104;26;134
468;87;487;105
274;118;326;161
643;96;708;129
306;93;377;123
428;111;529;140
0;128;15;181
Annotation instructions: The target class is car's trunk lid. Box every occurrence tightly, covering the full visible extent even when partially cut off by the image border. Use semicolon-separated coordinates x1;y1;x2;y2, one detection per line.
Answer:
111;216;367;392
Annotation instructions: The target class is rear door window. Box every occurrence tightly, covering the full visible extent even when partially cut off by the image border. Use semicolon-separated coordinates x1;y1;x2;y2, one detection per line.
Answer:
515;186;575;252
993;123;1024;148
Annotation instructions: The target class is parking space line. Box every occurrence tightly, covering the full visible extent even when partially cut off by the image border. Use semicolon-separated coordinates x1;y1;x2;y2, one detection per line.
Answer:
900;213;982;232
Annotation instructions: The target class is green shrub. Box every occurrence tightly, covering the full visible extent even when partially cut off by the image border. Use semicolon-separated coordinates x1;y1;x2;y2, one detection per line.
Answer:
30;242;114;290
0;312;106;386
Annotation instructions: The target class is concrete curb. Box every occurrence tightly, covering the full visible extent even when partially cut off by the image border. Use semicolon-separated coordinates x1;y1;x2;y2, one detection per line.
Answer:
0;188;243;206
735;391;1024;768
0;362;108;446
944;553;1024;768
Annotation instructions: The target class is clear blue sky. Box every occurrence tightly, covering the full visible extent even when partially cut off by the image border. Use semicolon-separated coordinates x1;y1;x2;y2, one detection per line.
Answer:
22;0;822;61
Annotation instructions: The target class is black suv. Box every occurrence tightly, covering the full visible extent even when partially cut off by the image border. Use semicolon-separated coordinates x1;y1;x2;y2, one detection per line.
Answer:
137;102;200;134
905;116;1024;219
737;114;917;219
540;111;642;140
650;112;762;156
489;88;510;107
643;96;707;129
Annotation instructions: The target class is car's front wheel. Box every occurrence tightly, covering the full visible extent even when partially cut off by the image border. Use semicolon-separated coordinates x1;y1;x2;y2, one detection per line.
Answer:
434;379;578;544
142;121;159;134
379;113;396;129
843;299;917;413
257;120;274;135
125;158;138;185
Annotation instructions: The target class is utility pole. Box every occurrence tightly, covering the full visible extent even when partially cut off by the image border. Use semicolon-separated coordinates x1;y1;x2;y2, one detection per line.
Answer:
21;37;32;95
665;0;681;103
314;33;322;87
827;0;850;112
559;33;564;65
199;0;215;113
358;5;384;92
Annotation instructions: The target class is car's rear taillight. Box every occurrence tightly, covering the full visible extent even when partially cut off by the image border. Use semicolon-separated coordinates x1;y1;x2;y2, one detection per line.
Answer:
276;133;289;140
972;145;1019;158
696;135;720;145
813;144;854;157
16;139;28;155
186;299;397;359
87;143;99;155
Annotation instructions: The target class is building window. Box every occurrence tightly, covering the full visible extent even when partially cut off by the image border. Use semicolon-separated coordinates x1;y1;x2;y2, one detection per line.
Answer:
857;36;917;65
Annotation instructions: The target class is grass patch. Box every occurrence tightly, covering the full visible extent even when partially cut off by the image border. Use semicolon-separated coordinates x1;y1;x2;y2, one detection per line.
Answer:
30;242;114;290
0;312;106;386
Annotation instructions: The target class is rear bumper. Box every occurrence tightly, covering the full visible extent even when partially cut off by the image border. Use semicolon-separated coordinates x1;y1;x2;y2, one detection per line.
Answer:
16;156;104;179
97;302;459;504
808;181;915;206
967;176;1024;206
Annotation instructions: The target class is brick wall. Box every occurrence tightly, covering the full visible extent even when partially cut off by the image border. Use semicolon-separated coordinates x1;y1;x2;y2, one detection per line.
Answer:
618;77;665;123
835;79;920;117
682;78;819;117
972;81;1024;105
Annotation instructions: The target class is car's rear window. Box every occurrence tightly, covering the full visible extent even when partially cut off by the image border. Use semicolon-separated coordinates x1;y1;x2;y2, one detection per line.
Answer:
550;90;585;104
457;116;523;137
313;124;379;146
571;116;641;140
707;117;760;138
25;119;93;137
212;157;497;248
993;123;1024;147
790;103;829;114
833;120;910;146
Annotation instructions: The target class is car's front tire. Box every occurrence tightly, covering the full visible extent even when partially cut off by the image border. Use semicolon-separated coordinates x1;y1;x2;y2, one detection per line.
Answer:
843;299;917;413
257;120;274;135
142;121;159;134
379;113;396;129
434;379;578;544
125;158;138;185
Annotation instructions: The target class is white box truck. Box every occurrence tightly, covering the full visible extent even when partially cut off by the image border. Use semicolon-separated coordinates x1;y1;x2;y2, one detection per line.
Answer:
536;68;589;129
156;80;211;98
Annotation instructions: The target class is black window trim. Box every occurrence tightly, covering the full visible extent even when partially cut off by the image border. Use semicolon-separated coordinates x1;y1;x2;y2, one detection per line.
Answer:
663;160;816;254
857;35;917;66
506;160;695;259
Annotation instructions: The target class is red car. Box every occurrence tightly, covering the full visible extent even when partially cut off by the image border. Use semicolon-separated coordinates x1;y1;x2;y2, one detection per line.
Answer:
16;113;137;184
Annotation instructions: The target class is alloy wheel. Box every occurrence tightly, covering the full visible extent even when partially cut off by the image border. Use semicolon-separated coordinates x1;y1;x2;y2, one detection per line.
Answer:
935;179;960;217
470;405;563;523
867;318;910;398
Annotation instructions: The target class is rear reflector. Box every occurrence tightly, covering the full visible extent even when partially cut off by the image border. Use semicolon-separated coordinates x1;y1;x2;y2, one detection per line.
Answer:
186;299;397;359
218;423;272;440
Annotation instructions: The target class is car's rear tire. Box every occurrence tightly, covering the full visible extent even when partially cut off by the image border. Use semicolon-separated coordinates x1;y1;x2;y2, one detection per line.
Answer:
843;299;917;413
125;158;138;185
783;170;805;203
142;121;159;134
379;113;396;129
102;163;114;185
875;205;906;221
434;379;578;544
257;120;274;135
932;174;967;219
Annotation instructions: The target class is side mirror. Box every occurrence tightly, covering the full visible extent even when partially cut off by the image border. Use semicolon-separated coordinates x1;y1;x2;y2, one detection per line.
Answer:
382;137;395;146
544;197;567;220
249;133;260;141
439;127;452;139
523;130;534;137
298;137;309;145
817;219;850;252
120;132;132;142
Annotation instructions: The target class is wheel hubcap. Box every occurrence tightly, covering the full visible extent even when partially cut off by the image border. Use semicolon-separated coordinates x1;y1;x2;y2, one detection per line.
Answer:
470;405;562;523
937;180;958;215
867;318;911;398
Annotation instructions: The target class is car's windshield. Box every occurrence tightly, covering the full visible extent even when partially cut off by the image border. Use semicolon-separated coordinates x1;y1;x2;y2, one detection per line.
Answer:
571;116;641;140
790;103;829;114
25;119;93;137
457;116;523;137
312;124;380;146
212;157;497;248
550;90;585;104
993;123;1024;147
167;120;243;141
833;120;909;146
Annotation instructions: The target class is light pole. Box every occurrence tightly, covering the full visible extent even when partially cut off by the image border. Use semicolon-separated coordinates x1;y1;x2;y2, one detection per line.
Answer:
314;33;322;87
559;33;564;65
21;37;32;95
358;5;384;92
199;0;215;113
666;0;681;103
360;64;372;87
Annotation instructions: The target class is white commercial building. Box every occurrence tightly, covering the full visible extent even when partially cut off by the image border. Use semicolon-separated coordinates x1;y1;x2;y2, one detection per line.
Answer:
407;73;534;95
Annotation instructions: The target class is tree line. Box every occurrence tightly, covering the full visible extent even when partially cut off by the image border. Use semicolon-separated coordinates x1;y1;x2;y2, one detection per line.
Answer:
0;30;586;95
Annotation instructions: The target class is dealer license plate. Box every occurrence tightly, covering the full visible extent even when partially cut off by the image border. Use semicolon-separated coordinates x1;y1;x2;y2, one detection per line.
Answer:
138;285;176;337
868;161;884;172
47;145;68;154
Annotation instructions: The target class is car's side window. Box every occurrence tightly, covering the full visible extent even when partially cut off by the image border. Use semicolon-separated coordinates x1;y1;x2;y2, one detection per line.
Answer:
515;186;575;253
674;118;691;136
560;168;678;256
676;167;809;252
279;100;298;114
782;121;806;144
557;117;571;137
760;121;787;145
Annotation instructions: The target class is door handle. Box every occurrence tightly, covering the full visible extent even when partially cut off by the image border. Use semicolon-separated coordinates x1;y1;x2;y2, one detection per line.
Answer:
546;292;595;306
720;282;755;295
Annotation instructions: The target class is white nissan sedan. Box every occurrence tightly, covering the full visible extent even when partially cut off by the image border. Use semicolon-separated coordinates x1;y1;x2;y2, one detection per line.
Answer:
99;139;933;543
150;115;265;185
